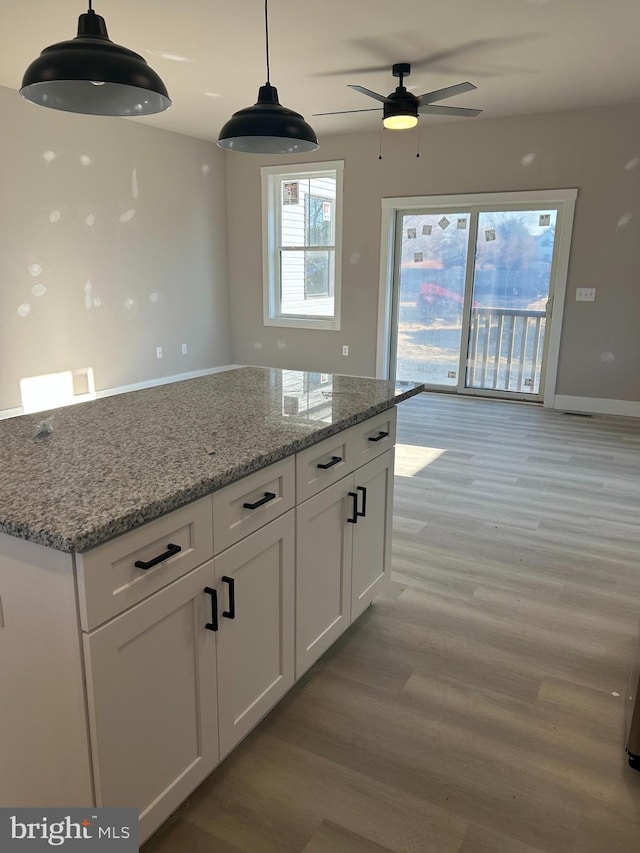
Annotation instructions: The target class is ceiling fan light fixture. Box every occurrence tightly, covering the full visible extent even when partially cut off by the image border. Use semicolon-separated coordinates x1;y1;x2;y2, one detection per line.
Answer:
20;3;171;117
383;91;419;130
383;113;418;130
217;0;318;155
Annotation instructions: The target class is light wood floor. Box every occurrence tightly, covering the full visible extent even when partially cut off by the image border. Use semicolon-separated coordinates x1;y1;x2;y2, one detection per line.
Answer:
144;393;640;853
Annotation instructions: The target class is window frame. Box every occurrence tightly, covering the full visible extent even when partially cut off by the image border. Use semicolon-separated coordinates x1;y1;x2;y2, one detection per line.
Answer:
262;161;344;330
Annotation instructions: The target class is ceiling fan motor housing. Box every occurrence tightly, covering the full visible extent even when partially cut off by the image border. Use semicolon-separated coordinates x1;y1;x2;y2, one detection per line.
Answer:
383;89;418;122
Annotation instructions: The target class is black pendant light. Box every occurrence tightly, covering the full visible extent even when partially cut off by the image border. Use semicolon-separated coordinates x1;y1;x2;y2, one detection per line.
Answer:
217;0;318;154
20;1;171;117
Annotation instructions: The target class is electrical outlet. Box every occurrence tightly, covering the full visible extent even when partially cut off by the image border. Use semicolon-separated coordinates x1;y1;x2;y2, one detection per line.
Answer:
156;347;163;359
342;345;349;356
181;343;188;355
576;288;596;302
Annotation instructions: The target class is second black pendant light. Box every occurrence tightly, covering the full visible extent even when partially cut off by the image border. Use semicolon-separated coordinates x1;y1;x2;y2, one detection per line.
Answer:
217;0;319;154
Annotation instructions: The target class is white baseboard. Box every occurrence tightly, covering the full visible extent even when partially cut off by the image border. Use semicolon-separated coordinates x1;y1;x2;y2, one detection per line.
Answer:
0;365;242;421
553;395;640;418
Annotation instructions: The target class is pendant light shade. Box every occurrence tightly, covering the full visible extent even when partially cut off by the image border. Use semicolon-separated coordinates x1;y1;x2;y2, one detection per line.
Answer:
217;0;318;154
20;5;171;117
218;84;318;154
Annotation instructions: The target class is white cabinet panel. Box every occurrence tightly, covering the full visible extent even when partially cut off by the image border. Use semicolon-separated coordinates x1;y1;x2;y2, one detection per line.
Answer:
83;562;219;843
77;496;213;631
212;457;295;554
349;408;397;470
215;511;295;758
296;429;354;503
296;478;353;677
351;450;394;621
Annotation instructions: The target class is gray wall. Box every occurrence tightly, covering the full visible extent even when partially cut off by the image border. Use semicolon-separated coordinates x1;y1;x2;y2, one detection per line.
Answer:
0;86;230;412
225;102;640;403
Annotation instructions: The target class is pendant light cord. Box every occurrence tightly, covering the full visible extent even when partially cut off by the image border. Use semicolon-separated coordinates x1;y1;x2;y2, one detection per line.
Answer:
88;0;93;10
264;0;271;84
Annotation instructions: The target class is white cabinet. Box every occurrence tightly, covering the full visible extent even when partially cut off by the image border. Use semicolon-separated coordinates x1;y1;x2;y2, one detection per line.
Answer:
295;448;395;677
1;406;397;846
351;450;394;621
83;560;219;843
215;511;295;758
296;478;353;677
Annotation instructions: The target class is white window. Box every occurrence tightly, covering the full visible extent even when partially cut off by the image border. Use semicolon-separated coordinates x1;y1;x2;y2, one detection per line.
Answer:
262;161;344;330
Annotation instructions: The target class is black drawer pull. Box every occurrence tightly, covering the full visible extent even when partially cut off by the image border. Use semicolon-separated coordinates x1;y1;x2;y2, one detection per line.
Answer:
368;431;389;443
357;485;367;518
347;491;359;524
317;456;342;470
243;491;277;510
222;576;236;619
134;543;181;570
204;587;218;632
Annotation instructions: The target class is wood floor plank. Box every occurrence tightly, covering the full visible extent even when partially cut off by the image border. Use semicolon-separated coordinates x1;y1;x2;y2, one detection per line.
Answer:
302;820;396;853
144;392;640;853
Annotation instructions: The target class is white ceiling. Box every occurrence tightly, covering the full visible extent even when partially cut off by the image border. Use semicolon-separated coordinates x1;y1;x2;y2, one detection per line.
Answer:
1;0;639;143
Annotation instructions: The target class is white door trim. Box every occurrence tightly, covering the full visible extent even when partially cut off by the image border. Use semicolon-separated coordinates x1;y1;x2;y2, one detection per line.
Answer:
376;189;578;407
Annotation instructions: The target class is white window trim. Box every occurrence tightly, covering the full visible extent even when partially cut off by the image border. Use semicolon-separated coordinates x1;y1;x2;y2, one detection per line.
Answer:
376;188;578;409
262;160;344;331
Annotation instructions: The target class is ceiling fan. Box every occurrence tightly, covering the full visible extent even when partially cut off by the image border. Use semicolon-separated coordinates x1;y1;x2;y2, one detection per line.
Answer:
314;62;482;129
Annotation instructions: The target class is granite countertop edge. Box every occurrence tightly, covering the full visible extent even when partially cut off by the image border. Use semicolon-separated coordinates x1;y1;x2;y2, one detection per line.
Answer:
1;384;421;554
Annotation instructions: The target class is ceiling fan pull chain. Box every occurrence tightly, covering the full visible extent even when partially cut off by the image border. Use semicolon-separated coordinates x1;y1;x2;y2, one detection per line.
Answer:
416;125;421;158
378;126;383;160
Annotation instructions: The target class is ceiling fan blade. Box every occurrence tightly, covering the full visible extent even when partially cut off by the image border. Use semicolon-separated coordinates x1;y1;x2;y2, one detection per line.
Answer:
316;63;394;77
313;108;383;116
347;85;390;104
418;105;483;117
416;82;477;105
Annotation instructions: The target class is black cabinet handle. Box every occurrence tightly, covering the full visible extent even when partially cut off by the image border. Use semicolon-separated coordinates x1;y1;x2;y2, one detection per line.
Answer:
347;491;359;524
204;587;218;632
368;431;389;443
317;456;342;470
357;485;367;518
222;576;236;619
134;543;181;570
243;491;276;510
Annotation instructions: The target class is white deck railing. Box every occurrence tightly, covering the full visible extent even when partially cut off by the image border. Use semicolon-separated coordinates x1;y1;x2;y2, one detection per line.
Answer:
467;308;546;394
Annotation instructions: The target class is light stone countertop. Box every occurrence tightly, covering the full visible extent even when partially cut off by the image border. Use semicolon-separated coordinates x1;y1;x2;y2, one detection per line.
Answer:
0;367;423;553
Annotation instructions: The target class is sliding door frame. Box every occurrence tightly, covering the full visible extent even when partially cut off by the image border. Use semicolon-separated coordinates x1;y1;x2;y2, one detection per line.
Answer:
376;189;578;407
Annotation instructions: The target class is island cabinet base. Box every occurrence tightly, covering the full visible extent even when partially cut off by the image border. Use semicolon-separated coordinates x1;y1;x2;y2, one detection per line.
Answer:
0;407;397;845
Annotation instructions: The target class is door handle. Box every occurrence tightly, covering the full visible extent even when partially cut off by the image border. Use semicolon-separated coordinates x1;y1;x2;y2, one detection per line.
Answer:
222;576;236;619
204;587;218;632
357;485;367;518
347;491;359;524
243;492;276;510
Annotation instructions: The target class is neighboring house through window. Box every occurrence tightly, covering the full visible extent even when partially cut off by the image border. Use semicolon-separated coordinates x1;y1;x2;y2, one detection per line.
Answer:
262;161;344;330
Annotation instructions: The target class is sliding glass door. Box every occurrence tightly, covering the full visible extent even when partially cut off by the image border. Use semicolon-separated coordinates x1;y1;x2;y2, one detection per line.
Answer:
392;211;470;388
390;199;563;401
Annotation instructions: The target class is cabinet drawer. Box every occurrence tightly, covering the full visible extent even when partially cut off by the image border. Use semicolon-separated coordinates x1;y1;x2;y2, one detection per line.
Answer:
76;496;213;632
296;430;355;503
349;407;397;468
212;457;295;554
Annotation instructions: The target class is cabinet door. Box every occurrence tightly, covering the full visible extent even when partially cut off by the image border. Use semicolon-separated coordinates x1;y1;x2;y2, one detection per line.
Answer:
351;450;395;621
83;561;219;844
296;476;354;678
215;511;295;758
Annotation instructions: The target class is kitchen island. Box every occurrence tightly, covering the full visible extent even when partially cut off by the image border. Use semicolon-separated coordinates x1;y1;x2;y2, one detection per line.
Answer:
0;366;422;843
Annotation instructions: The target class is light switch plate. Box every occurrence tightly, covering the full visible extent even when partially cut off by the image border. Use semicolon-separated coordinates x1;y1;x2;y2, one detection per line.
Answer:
576;288;596;302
